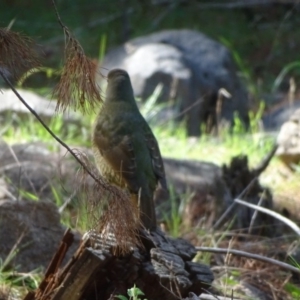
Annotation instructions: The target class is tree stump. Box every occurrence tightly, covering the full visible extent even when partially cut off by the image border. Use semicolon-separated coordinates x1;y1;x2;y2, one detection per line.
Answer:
24;228;213;300
221;150;278;236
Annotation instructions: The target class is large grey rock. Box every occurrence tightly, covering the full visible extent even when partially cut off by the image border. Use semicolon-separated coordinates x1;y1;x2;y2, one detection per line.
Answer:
262;100;300;131
124;43;191;102
276;108;300;166
0;141;81;272
0;199;80;272
0;88;79;125
160;158;232;228
100;29;250;136
0;141;59;201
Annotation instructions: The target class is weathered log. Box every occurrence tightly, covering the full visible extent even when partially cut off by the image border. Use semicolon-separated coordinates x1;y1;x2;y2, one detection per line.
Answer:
24;228;213;300
218;148;279;236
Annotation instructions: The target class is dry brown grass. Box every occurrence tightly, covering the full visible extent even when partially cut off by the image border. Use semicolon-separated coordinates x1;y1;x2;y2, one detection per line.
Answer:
75;150;141;254
191;231;297;299
53;39;103;113
0;28;40;80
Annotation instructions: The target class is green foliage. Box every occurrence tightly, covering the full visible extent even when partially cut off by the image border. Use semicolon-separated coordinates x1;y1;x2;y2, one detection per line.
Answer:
18;190;39;201
219;37;258;98
284;282;300;298
98;34;107;62
154;118;274;168
50;184;91;232
272;61;300;93
2;113;89;146
116;285;146;300
249;101;265;134
17;67;61;88
0;246;41;298
232;111;246;135
164;185;182;238
2;3;299;299
288;256;300;269
51;185;63;207
137;83;174;125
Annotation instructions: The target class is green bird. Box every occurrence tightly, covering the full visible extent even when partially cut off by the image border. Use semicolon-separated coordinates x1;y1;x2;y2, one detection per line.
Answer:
92;68;167;230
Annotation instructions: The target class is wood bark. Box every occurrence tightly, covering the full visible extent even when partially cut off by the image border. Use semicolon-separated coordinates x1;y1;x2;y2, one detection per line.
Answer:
24;228;213;300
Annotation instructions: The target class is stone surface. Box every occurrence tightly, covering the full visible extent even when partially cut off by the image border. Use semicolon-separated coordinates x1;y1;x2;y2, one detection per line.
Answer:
0;140;60;201
262;100;300;131
1;140;234;230
0;141;80;272
0;88;79;125
276;108;300;167
0;139;278;276
100;29;250;136
161;158;232;228
0;199;80;272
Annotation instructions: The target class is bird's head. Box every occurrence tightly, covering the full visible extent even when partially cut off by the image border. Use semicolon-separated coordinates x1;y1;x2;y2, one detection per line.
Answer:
105;69;136;104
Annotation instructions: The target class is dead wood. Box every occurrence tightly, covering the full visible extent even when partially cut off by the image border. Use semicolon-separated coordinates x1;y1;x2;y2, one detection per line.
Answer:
217;144;279;235
253;144;278;177
24;228;213;300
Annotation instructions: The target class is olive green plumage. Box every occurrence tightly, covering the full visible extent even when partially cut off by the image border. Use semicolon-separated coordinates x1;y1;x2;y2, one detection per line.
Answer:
92;69;167;230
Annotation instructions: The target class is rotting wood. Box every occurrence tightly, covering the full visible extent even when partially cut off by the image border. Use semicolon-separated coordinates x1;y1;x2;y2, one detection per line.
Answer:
23;228;213;300
218;143;278;235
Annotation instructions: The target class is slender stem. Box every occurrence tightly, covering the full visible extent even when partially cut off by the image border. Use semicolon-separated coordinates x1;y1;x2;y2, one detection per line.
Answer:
235;198;300;236
196;246;300;274
0;70;100;185
212;176;257;230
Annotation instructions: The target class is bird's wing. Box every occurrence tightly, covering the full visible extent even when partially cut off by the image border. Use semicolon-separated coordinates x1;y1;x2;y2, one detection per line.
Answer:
144;131;168;190
93;132;140;192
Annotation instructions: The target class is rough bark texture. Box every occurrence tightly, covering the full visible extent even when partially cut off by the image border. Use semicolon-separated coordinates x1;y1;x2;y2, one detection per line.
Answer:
221;149;280;236
24;229;213;300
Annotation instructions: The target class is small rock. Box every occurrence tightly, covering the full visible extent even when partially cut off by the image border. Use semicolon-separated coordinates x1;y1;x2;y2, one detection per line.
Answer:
276;108;300;167
0;199;80;272
0;88;79;125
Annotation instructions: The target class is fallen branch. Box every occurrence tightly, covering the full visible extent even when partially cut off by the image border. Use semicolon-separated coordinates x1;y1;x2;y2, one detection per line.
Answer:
213;143;277;231
196;246;300;274
199;292;240;300
253;144;278;176
152;0;299;9
212;177;257;230
235;198;300;236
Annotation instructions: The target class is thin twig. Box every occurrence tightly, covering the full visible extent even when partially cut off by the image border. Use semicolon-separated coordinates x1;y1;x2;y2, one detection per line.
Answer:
235;198;300;236
212;176;257;230
196;0;298;9
152;0;298;9
196;246;300;275
253;143;278;176
213;141;277;231
248;190;265;234
155;94;207;127
51;0;70;38
147;1;178;32
199;293;240;300
0;70;100;186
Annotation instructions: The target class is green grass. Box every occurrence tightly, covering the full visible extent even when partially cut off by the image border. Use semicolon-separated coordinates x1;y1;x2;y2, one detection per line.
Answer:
0;246;42;300
0;91;291;299
116;285;146;300
1;2;299;297
2;112;93;146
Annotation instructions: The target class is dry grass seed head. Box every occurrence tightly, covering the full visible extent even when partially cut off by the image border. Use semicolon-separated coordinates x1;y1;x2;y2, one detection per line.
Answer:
53;37;102;113
75;152;141;255
91;180;142;255
0;28;40;80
